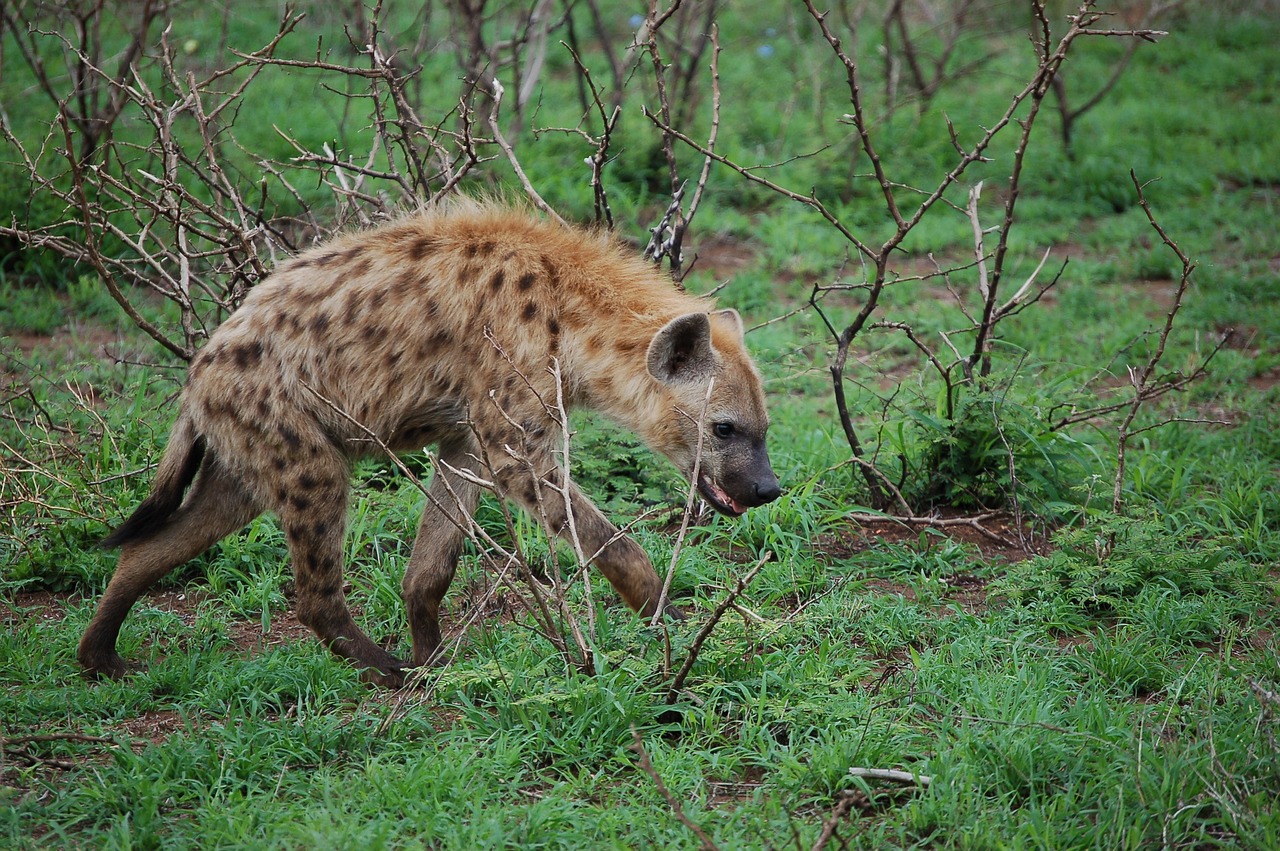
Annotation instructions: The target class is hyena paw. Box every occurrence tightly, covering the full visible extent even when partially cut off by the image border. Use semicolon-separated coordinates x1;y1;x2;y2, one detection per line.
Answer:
79;650;130;681
356;654;413;689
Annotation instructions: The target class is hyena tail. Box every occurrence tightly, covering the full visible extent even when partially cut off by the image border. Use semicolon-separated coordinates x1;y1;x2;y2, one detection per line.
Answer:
101;415;206;549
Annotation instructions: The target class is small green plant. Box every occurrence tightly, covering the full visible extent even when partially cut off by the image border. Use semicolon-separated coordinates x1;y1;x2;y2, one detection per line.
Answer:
993;513;1271;631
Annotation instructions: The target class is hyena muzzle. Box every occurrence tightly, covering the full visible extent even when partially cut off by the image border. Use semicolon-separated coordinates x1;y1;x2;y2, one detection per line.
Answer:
78;203;781;687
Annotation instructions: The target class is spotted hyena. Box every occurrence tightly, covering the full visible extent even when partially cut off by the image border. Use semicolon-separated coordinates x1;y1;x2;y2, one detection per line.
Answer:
78;203;781;687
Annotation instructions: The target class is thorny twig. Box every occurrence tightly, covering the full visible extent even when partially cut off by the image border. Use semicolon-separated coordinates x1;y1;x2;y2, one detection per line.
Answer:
666;552;770;703
630;727;722;851
1112;170;1219;514
651;376;716;628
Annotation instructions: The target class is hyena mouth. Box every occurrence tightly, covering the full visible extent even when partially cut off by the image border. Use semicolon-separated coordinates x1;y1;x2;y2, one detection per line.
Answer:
697;475;748;517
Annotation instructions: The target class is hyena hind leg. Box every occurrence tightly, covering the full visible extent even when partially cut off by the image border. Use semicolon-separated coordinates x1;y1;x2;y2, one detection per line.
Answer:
78;458;261;679
275;459;412;688
401;441;483;668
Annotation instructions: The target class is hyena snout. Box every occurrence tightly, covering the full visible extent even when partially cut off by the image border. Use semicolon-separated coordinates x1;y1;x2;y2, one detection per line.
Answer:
732;461;781;508
701;449;782;516
750;467;783;505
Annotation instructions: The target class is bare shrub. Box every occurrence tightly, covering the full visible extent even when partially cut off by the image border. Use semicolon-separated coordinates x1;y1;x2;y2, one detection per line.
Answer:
649;0;1219;529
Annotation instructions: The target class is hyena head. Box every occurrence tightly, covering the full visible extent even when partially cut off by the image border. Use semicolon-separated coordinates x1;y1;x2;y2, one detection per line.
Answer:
646;309;781;516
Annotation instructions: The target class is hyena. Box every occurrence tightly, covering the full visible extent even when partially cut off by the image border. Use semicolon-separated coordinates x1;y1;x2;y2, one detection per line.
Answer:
79;202;781;687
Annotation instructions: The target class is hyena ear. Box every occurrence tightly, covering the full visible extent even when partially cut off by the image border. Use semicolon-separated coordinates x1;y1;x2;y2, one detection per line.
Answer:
647;312;718;385
710;308;745;340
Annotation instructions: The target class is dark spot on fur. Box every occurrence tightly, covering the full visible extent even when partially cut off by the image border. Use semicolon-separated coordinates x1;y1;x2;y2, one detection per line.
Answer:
391;276;415;299
298;473;318;490
349;258;372;278
386;350;403;367
311;313;331;334
547;317;560;337
517;272;537;291
407;236;437;261
313;249;358;269
343;292;363;326
539;255;559;287
299;287;328;308
426;298;440;317
522;302;538;321
489;269;505;291
290;493;312;511
312;520;330;538
271;456;287;471
281;425;301;449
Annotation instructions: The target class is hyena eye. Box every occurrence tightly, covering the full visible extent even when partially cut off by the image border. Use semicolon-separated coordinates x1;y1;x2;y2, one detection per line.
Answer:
713;422;735;439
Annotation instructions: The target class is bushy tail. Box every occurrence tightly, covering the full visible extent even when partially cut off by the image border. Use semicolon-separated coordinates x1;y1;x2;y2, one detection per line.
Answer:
102;416;206;548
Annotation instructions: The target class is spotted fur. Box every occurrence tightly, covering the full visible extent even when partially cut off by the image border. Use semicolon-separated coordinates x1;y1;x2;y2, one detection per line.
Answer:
79;203;780;687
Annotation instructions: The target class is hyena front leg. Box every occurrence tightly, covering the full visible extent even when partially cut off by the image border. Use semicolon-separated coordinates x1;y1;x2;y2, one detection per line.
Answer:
497;460;667;618
79;456;261;679
274;450;410;687
402;440;482;667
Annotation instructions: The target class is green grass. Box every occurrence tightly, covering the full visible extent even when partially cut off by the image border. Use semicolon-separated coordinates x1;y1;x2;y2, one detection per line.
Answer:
4;4;1280;849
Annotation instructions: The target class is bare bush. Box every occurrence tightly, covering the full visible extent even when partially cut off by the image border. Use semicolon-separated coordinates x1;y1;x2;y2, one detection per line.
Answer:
650;0;1217;526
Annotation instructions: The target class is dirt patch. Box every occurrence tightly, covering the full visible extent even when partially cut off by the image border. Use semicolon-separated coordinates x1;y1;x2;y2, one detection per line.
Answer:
820;510;1046;566
6;586;316;677
113;709;187;745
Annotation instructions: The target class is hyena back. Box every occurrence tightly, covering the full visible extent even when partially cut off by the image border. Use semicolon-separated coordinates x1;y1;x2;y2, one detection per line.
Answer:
79;203;781;687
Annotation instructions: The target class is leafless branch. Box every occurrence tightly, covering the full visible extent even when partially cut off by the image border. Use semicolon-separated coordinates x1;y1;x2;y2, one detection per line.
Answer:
630;727;723;851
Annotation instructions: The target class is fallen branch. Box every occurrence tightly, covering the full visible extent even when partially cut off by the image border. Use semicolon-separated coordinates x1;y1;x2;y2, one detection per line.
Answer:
847;766;933;787
849;511;1018;549
2;732;121;771
809;789;867;851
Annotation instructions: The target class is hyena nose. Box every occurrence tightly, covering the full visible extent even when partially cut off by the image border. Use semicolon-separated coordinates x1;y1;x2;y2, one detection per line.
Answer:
754;475;781;504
